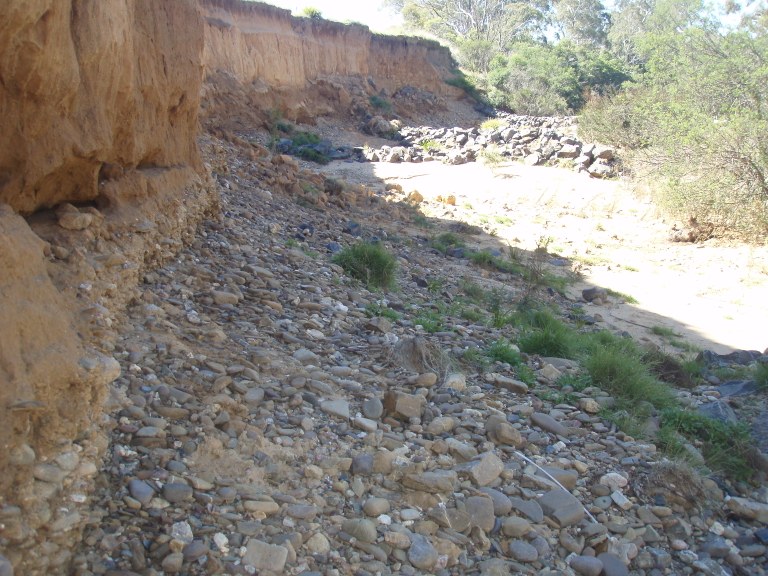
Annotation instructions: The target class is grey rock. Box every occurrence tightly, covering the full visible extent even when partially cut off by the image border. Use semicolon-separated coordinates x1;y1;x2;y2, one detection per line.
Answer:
243;539;288;573
597;552;629;576
0;555;13;576
384;390;426;419
508;539;538;562
530;412;569;436
161;552;184;573
402;470;458;493
569;555;603;576
352;453;374;475
183;540;209;560
128;479;155;506
362;397;384;419
285;504;318;520
457;451;504;486
408;533;438;570
320;399;350;419
537;489;585;527
479;487;512;516
465;495;495;532
342;518;377;543
163;482;193;503
363;497;390;516
509;497;544;523
536;466;578;490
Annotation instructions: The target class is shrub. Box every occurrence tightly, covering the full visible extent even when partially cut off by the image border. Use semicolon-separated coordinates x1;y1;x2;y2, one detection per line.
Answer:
333;243;397;289
300;6;323;19
579;29;768;240
369;94;392;112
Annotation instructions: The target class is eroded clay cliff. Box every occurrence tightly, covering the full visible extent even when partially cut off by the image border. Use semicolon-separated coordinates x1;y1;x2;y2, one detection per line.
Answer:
0;1;462;574
200;0;462;126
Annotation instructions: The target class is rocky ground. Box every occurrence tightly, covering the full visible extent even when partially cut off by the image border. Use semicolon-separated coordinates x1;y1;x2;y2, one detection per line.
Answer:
63;124;768;576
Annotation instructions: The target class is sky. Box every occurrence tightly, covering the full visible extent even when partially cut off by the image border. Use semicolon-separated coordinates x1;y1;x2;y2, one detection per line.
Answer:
260;0;404;32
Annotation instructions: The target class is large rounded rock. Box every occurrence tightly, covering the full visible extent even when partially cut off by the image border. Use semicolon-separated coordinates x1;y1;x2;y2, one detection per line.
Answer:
408;533;438;570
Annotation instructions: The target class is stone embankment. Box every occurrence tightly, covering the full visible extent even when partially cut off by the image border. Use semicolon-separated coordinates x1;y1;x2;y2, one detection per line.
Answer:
362;115;616;177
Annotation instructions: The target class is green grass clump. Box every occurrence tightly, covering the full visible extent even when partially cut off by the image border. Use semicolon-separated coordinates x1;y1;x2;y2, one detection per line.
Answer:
517;309;581;358
431;232;465;254
365;303;400;321
556;373;593;392
369;94;392;112
516;364;536;385
658;407;754;481
419;139;441;151
291;130;321;146
486;339;522;365
606;288;639;304
584;342;676;410
460;279;486;303
481;118;506;131
414;310;443;333
651;325;680;338
459;306;485;323
480;147;505;166
754;362;768;389
470;249;497;268
332;243;397;289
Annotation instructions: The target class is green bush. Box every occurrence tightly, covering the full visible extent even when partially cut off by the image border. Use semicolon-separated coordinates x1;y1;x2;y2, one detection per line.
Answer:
580;29;768;240
369;94;392;112
333;243;397;289
300;6;323;19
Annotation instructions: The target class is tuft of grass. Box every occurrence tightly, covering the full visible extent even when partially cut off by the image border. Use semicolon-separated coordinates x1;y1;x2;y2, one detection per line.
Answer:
517;309;582;358
332;243;397;290
481;118;506;131
427;277;446;293
556;373;593;392
480;146;505;166
414;309;443;333
606;288;639;304
365;302;400;321
658;407;754;481
459;306;485;323
431;232;465;254
419;139;441;151
754;362;768;389
651;325;680;338
584;342;676;410
486;339;522;365
460;279;486;303
516;364;536;385
369;94;392;112
413;214;433;228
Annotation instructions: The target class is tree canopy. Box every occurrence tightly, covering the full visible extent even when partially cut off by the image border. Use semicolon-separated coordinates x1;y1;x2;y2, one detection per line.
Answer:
387;0;768;238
